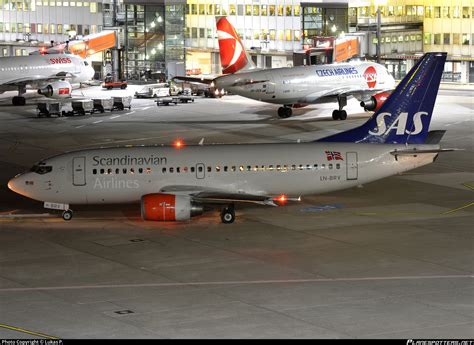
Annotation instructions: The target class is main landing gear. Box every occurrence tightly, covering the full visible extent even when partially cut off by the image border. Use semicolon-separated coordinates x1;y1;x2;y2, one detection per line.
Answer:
220;205;235;224
62;209;73;221
277;106;292;118
12;86;27;106
12;96;26;106
332;95;347;121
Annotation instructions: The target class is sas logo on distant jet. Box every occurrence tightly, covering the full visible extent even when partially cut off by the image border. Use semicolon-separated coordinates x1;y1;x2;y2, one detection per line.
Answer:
369;112;429;136
49;57;72;64
363;66;377;88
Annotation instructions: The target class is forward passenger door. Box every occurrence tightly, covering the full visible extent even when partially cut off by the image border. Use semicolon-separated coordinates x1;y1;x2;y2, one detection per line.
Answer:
72;157;86;186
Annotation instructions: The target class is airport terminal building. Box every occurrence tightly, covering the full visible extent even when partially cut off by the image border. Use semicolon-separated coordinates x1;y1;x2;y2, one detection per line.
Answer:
0;0;472;83
103;0;186;80
349;0;474;83
185;0;349;74
0;0;103;56
185;0;474;83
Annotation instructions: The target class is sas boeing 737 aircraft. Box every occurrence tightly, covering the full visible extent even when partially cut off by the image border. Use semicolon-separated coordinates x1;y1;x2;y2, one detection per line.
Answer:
8;53;450;223
0;53;95;105
176;17;396;119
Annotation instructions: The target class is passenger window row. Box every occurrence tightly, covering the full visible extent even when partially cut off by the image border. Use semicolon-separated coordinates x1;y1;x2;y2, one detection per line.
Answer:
92;164;341;175
1;66;48;72
93;167;152;175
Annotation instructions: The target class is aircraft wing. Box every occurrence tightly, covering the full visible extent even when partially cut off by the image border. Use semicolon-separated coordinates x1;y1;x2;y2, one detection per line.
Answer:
344;88;394;102
159;185;300;206
302;87;393;103
172;76;215;85
1;72;76;86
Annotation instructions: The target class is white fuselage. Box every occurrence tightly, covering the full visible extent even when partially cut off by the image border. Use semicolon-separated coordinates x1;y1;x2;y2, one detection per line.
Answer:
0;54;94;91
215;62;395;105
9;142;437;205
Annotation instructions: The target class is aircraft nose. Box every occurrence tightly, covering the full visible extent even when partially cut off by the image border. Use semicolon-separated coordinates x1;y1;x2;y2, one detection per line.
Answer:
8;173;32;197
8;175;22;194
8;177;16;192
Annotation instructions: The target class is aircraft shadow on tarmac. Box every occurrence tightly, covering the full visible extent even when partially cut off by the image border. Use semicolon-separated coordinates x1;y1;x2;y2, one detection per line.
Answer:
243;106;321;117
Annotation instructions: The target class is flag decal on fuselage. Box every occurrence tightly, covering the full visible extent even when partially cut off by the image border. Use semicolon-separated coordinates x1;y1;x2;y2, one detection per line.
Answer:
325;151;344;161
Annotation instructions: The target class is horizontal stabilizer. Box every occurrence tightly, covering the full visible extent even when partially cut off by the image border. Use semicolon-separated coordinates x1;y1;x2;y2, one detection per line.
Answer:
425;130;447;144
172;76;215;85
390;148;459;156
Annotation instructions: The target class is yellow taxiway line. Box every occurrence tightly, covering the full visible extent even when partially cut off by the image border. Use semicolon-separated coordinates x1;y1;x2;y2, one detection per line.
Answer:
0;323;58;339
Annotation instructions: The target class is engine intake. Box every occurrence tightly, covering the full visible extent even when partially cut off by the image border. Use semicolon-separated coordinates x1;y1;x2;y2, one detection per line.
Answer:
38;81;72;99
141;193;203;221
360;91;391;111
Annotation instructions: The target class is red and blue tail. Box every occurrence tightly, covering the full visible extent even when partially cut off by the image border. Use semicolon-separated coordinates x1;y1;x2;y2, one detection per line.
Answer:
318;52;447;144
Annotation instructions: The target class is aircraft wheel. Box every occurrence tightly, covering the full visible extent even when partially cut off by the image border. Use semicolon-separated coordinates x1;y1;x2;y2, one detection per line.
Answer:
278;107;286;118
339;110;347;120
62;210;73;221
121;84;127;89
12;96;26;106
220;206;235;224
278;107;292;118
332;110;340;120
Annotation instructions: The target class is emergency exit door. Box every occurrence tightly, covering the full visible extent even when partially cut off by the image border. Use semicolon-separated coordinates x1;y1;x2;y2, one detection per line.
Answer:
73;157;86;186
346;152;358;180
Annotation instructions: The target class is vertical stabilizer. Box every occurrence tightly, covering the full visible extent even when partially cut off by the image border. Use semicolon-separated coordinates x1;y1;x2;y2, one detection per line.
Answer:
216;17;257;74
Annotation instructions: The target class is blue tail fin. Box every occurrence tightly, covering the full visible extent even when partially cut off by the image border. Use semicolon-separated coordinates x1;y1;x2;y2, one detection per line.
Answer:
318;52;447;144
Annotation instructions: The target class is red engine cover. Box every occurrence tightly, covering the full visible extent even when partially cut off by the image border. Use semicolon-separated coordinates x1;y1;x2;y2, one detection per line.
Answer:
141;193;176;221
372;91;391;111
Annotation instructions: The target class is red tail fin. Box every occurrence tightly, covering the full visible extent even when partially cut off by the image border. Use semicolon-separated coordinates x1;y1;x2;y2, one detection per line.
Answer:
216;17;255;74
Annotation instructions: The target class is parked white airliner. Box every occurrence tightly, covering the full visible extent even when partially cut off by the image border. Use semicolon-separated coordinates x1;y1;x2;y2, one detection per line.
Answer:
176;17;396;119
8;53;450;223
0;53;95;105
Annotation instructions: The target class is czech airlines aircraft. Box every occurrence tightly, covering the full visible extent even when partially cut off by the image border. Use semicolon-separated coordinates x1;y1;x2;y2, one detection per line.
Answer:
8;53;450;223
177;17;396;119
0;53;95;105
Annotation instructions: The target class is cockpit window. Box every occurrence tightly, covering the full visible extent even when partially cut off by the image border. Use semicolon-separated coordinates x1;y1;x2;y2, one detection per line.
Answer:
84;61;89;66
30;165;52;174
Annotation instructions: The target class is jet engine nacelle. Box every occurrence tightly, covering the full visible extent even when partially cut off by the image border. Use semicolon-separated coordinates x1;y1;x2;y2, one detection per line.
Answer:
38;81;72;98
141;193;203;221
360;91;391;112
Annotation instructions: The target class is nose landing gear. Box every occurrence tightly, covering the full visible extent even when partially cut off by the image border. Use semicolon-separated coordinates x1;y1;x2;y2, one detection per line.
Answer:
12;86;26;106
332;95;348;120
332;109;347;120
62;209;73;221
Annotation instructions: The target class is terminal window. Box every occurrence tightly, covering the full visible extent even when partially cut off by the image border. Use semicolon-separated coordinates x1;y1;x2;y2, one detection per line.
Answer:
443;33;450;45
462;7;470;18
